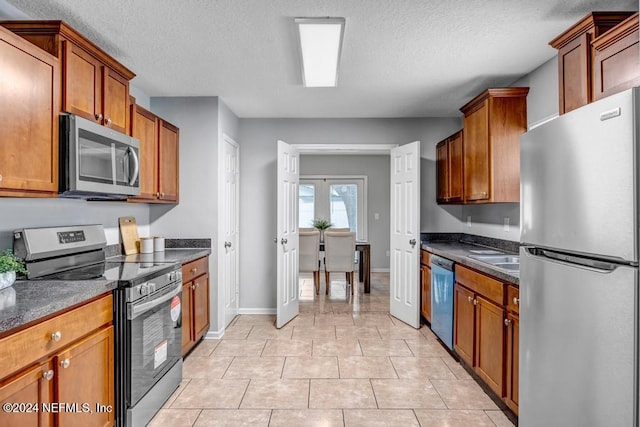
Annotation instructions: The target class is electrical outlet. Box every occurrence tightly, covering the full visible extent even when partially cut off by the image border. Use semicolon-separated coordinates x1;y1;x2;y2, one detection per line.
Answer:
467;216;472;228
386;250;390;257
504;217;510;232
374;213;380;220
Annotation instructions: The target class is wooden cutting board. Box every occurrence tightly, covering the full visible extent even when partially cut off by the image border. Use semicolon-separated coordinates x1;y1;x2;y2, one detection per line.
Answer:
119;217;139;255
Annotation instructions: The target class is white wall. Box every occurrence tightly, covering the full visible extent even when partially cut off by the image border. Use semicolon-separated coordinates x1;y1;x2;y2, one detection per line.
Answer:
238;117;461;310
300;155;391;269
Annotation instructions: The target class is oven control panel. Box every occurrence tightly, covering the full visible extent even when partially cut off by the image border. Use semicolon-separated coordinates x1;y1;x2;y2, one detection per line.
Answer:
57;230;86;244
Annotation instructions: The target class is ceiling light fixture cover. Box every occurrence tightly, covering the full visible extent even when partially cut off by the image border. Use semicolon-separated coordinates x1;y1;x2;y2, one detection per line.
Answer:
294;17;345;87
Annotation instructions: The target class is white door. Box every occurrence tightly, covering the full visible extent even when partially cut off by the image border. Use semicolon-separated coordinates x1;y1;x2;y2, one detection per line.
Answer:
389;141;421;328
276;140;299;328
220;134;240;328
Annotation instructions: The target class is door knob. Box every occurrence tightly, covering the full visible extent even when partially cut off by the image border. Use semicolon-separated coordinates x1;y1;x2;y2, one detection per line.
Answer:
273;238;278;244
224;241;232;248
409;239;417;247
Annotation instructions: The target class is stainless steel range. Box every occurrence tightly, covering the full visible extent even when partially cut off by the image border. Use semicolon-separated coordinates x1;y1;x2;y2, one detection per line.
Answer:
14;225;183;427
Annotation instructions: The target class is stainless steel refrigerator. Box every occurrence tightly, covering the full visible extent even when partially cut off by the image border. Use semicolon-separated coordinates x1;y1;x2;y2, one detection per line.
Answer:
520;87;639;427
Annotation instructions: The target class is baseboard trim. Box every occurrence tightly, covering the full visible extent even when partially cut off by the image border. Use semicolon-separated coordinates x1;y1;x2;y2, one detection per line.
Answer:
371;268;390;273
239;308;277;315
204;329;225;339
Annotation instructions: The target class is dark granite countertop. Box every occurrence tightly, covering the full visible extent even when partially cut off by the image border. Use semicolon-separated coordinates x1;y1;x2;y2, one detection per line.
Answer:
0;279;117;335
421;241;519;285
0;246;210;336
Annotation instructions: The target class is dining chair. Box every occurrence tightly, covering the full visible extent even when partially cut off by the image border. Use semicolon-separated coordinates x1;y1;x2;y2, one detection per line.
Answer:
323;231;356;295
299;230;321;294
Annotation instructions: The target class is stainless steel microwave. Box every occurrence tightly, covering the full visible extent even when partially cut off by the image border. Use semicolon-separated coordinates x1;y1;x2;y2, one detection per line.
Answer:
59;113;141;199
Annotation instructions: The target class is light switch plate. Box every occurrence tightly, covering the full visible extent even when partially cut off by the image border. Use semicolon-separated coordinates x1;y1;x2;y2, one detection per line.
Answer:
504;217;510;231
467;216;472;227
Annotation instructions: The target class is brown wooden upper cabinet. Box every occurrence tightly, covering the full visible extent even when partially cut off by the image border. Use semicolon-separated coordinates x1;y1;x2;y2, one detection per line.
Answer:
436;130;463;204
129;102;180;203
459;88;528;204
549;12;634;114
592;13;640;102
0;25;60;198
1;21;135;133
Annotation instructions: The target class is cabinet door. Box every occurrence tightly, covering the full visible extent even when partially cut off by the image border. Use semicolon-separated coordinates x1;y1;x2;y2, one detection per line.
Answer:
63;41;102;123
0;360;54;427
453;285;475;366
130;105;158;201
436;141;449;202
463;102;490;202
474;296;505;397
448;132;464;202
421;266;431;322
0;27;60;196
158;120;179;202
193;273;210;341
102;67;129;133
557;33;590;114
505;312;519;414
55;326;114;427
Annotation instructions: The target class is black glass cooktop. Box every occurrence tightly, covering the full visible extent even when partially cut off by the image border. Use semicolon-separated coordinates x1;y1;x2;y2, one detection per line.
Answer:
36;260;179;286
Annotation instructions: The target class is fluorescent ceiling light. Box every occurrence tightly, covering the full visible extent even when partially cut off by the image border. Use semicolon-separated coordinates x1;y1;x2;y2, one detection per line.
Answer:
295;17;345;87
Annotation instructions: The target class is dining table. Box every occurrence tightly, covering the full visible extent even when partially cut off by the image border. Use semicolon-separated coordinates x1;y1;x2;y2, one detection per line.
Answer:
319;241;371;293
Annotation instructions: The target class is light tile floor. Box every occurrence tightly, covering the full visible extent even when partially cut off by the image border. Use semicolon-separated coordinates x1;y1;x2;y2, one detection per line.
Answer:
150;273;516;426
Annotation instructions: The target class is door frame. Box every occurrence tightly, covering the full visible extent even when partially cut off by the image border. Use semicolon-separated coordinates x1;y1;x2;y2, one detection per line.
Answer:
218;133;240;330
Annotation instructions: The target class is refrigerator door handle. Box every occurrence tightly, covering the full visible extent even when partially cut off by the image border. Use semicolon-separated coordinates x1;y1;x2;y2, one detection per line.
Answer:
524;247;619;273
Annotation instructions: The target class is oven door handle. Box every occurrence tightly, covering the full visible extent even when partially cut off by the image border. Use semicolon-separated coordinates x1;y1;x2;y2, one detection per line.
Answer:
129;282;182;320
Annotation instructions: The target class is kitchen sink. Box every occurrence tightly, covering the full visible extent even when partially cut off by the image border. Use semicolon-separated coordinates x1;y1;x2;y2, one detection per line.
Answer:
491;262;520;271
468;255;520;264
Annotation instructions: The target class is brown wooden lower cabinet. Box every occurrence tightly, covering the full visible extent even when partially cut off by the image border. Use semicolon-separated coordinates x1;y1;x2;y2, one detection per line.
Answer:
453;264;519;413
182;256;211;356
474;295;505;396
420;250;432;323
0;295;114;427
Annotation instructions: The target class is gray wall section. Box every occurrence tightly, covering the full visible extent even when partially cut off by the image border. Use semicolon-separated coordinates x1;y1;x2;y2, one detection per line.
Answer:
238;117;461;310
0;199;150;250
456;56;560;242
149;96;223;331
300;155;391;269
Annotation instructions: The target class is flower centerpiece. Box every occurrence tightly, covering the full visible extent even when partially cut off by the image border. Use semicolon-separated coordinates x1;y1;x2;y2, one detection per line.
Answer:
311;218;333;242
0;249;26;290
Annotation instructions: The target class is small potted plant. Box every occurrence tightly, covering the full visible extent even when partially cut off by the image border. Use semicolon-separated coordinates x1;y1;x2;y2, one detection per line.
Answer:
0;250;26;290
311;218;333;242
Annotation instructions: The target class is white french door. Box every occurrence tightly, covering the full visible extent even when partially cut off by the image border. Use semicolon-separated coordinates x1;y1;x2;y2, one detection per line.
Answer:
276;140;300;328
220;134;240;328
389;141;421;328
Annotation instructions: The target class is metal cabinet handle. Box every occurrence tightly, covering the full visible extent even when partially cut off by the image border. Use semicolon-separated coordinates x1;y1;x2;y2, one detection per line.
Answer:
504;318;511;326
224;241;232;248
473;299;477;306
156;192;160;198
95;113;103;121
513;297;519;305
0;174;3;182
60;359;70;369
106;118;112;126
51;331;62;342
409;239;417;248
160;192;165;198
467;296;473;303
43;370;54;381
281;238;288;245
195;282;200;288
191;267;197;274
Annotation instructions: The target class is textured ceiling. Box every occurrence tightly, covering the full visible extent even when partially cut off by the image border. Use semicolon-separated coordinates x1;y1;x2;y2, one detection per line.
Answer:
2;0;638;118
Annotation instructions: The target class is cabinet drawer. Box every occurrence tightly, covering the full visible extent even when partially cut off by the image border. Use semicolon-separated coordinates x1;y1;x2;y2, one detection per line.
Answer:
421;250;431;266
0;294;112;380
182;256;209;283
455;265;504;305
507;285;520;314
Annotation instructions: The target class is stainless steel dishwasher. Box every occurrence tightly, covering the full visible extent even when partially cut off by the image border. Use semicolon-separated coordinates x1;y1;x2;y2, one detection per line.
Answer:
430;255;455;350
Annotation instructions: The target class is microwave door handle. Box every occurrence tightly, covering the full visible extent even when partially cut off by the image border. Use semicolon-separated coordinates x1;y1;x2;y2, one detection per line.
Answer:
128;147;139;186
